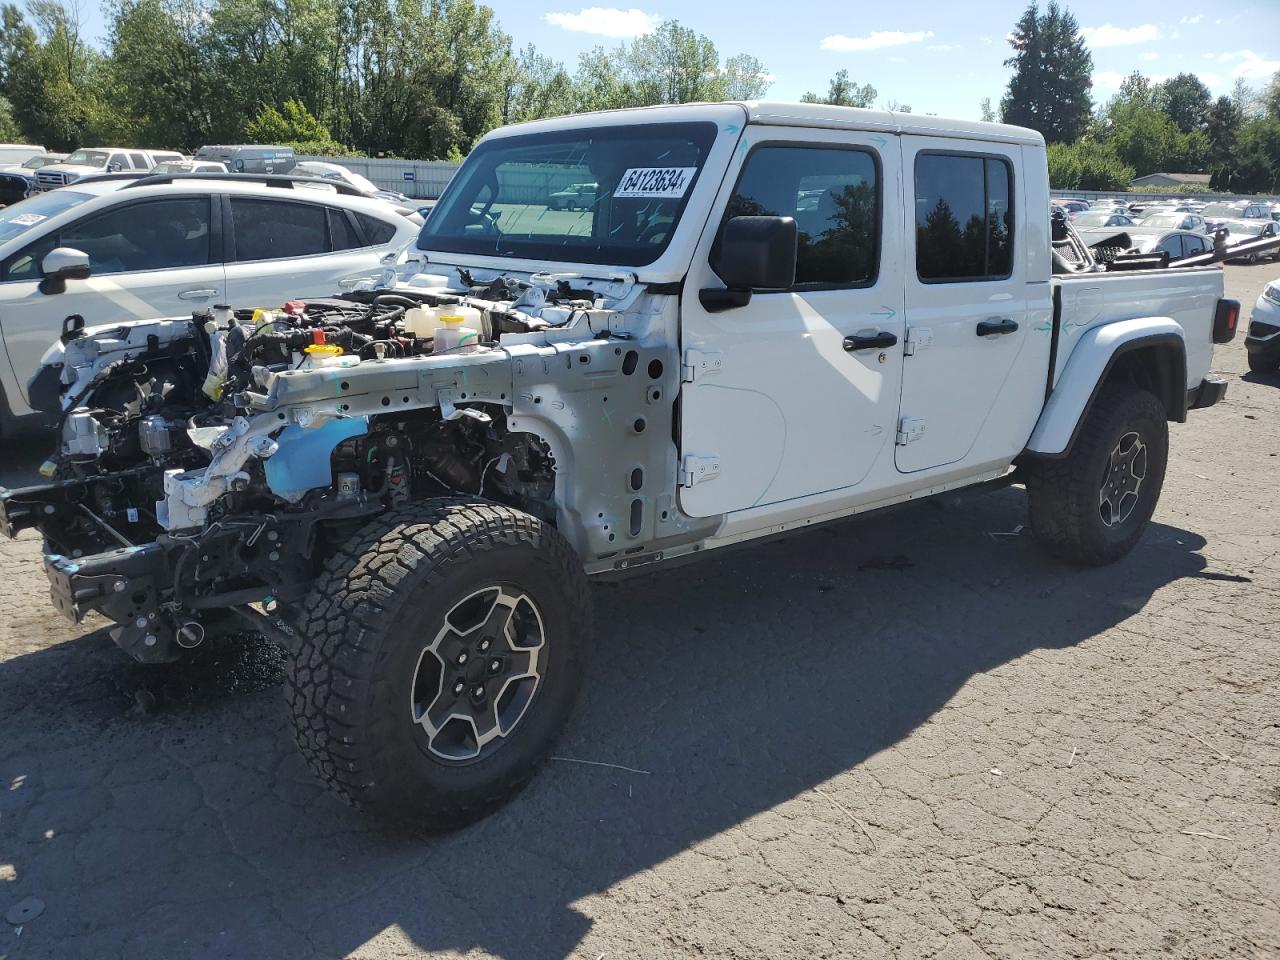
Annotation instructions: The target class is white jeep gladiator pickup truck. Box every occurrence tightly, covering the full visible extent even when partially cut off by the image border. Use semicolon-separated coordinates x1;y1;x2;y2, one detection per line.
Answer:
0;102;1238;830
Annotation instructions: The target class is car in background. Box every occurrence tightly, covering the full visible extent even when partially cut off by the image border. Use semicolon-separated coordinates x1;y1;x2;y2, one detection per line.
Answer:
292;161;424;225
0;154;67;206
1138;211;1208;233
195;144;295;174
1244;278;1280;373
0;175;419;429
1202;201;1273;232
35;148;167;190
1222;219;1280;263
1073;210;1136;229
1076;226;1214;264
0;144;45;169
151;159;227;174
548;182;598;211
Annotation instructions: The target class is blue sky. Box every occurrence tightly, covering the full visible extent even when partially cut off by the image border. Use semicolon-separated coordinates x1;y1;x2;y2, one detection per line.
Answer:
77;0;1279;120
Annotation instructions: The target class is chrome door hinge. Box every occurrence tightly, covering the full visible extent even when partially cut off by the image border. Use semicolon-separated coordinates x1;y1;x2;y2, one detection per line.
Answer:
904;327;933;356
679;455;721;487
681;349;723;382
896;417;926;445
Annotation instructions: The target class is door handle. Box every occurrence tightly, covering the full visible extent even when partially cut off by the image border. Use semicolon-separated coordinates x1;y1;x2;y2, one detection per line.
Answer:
178;288;217;301
976;317;1019;337
843;331;898;352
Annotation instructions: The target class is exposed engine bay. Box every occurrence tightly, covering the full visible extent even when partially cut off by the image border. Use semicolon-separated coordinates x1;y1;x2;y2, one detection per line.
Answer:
0;270;679;662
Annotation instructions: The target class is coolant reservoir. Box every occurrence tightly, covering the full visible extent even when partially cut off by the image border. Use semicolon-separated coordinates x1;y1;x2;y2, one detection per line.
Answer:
304;344;360;368
404;305;445;339
434;311;481;353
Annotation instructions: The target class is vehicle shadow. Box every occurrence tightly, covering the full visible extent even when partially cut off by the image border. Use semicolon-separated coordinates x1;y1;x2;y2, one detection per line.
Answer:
1241;368;1280;387
0;485;1212;959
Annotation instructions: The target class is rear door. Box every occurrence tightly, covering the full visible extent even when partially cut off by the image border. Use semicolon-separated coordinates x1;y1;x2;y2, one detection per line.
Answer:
0;194;226;406
896;139;1030;473
679;127;905;517
222;197;401;303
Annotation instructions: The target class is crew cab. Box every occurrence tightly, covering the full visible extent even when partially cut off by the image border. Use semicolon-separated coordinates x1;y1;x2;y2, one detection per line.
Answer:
0;103;1237;832
0;174;419;431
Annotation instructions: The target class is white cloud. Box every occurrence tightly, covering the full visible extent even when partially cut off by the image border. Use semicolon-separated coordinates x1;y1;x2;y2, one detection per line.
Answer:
1138;51;1159;61
543;7;659;37
820;30;934;52
1093;71;1129;91
1077;23;1160;47
1179;14;1203;24
1233;56;1280;80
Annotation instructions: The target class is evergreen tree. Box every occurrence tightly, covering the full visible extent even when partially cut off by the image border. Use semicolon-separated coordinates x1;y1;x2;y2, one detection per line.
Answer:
1000;0;1093;144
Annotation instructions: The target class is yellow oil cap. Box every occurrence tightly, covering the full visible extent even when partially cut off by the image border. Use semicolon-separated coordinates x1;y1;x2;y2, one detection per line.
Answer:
304;344;344;357
439;314;464;325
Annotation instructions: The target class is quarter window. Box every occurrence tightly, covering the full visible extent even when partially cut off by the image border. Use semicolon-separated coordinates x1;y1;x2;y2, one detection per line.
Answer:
716;145;880;287
356;213;397;246
59;197;212;274
231;198;329;260
329;209;361;251
914;153;1014;282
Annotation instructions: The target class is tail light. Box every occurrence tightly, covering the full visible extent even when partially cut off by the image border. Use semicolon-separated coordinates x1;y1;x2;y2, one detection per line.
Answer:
1214;298;1240;344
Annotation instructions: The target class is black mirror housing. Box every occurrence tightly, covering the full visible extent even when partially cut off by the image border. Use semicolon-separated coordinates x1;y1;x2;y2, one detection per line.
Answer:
715;216;798;291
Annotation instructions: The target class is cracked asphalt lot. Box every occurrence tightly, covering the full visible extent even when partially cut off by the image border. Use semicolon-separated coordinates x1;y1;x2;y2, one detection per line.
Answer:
1;265;1278;960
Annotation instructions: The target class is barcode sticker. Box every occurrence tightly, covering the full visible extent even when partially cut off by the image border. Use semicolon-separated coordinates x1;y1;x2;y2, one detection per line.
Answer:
613;167;697;200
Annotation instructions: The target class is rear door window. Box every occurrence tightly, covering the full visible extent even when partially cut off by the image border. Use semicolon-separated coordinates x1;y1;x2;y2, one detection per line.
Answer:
129;153;149;170
231;198;329;261
59;197;213;274
914;153;1014;282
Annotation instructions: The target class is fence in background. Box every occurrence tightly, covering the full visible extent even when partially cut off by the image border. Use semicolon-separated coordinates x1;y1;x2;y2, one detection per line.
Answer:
299;155;462;199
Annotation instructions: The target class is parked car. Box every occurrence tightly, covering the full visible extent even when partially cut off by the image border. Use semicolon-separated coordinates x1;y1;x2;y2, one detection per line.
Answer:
0;175;419;428
292;161;422;224
34;148;165;190
1138;211;1208;233
0;101;1235;830
1202;201;1273;233
0;154;67;206
194;145;295;174
1222;219;1280;263
0;144;45;169
151;160;228;174
1244;278;1280;373
1072;210;1135;228
548;181;598;211
1076;226;1215;263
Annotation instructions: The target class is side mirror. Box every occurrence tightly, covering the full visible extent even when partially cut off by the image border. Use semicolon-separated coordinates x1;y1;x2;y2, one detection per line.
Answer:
107;162;122;172
39;247;91;295
701;216;798;312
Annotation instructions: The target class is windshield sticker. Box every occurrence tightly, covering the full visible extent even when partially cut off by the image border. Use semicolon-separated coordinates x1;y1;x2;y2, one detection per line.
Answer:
613;167;697;200
9;213;46;226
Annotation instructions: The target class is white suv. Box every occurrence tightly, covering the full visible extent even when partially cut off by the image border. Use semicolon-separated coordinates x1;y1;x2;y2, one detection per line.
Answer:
0;175;419;426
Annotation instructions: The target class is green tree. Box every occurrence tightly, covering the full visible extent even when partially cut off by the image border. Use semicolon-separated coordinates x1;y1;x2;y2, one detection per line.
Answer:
1263;70;1280;120
1230;118;1280;193
1099;73;1206;177
0;94;21;140
1000;0;1093;144
720;53;771;101
499;43;575;124
979;97;995;122
1047;140;1135;189
1206;94;1244;189
1156;73;1211;134
800;69;875;108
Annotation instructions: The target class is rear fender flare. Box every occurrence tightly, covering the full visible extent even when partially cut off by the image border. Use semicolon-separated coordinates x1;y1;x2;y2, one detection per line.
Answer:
1025;317;1186;458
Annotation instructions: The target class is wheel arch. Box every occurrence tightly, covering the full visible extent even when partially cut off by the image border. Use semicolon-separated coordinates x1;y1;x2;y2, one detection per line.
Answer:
1024;318;1187;459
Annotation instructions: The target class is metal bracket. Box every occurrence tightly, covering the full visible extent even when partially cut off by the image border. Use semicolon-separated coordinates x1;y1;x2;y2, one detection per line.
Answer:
679;455;721;487
896;417;926;446
437;388;491;424
904;327;933;356
681;349;723;383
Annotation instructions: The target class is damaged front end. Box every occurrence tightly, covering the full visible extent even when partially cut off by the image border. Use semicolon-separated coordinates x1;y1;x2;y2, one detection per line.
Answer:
2;272;655;662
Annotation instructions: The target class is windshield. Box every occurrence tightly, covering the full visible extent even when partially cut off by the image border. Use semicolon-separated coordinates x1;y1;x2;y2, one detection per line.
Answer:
1202;204;1242;217
152;162;193;173
1141;214;1181;226
65;150;109;166
23;156;55;170
418;121;718;267
1075;212;1118;226
1231;221;1265;235
0;191;93;245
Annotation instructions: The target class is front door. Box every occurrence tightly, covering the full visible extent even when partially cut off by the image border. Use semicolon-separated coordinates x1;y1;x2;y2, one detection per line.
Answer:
679;127;904;517
896;139;1030;473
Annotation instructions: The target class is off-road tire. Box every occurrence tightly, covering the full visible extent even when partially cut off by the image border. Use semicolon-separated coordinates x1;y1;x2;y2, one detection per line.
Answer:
1247;352;1279;374
286;498;592;831
1026;384;1168;566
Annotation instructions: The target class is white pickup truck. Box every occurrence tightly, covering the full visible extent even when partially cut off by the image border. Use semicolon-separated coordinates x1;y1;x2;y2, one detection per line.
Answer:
0;102;1237;831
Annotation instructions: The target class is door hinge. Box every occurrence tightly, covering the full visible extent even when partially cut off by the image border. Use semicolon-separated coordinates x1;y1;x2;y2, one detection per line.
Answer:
904;327;933;356
679;455;721;487
896;417;926;445
681;349;723;383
